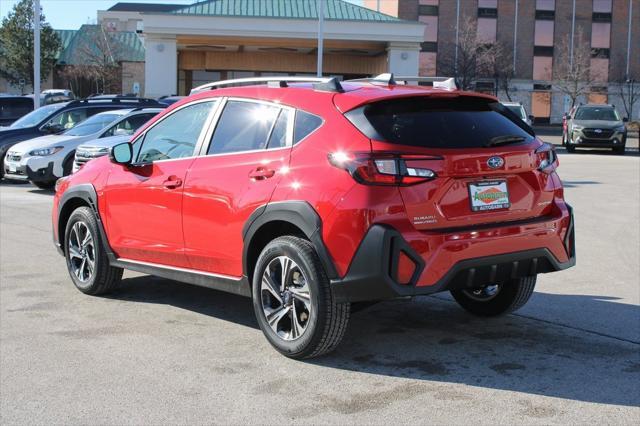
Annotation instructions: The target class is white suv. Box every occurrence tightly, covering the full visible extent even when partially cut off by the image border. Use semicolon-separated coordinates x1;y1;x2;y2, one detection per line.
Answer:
4;108;161;189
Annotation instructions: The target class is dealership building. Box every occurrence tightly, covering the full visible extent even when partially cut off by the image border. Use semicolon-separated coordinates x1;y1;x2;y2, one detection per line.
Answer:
98;0;425;98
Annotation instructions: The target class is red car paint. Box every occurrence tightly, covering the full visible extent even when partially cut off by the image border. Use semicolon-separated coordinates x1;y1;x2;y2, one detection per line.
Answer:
53;82;573;294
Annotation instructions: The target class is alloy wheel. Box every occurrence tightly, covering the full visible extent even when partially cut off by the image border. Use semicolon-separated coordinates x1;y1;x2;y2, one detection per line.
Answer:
68;221;95;283
260;256;312;341
462;284;501;301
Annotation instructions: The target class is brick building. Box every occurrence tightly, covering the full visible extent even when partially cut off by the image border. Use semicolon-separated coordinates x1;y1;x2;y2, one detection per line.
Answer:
364;0;639;122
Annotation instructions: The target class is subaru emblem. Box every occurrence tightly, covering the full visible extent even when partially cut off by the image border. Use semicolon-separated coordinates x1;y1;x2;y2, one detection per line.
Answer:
594;129;602;133
487;156;504;169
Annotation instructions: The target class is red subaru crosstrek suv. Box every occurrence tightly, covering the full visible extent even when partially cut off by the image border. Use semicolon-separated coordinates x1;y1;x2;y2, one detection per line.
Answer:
53;75;575;359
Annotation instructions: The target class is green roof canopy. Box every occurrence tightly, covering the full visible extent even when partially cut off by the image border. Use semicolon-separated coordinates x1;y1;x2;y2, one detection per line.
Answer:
56;25;144;65
171;0;402;22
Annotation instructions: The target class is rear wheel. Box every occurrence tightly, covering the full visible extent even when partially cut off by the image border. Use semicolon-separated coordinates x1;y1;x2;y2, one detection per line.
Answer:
566;144;576;153
614;145;625;155
450;276;536;317
252;236;350;359
64;206;123;295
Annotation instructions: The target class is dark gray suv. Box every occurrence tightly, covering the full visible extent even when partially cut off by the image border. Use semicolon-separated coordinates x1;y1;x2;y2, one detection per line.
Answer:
564;104;628;155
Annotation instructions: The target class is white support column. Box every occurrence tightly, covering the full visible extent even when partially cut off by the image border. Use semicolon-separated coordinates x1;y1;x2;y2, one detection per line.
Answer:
387;42;420;76
144;35;177;98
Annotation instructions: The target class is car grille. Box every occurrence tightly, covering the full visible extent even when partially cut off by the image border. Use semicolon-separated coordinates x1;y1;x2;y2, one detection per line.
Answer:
582;128;614;139
6;152;21;162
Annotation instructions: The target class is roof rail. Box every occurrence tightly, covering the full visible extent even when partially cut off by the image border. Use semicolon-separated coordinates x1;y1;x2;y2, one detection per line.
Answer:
70;97;159;106
346;73;457;90
189;76;344;94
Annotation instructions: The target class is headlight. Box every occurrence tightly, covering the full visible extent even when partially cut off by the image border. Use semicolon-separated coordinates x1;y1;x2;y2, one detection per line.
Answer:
29;146;64;156
572;125;584;131
615;125;626;132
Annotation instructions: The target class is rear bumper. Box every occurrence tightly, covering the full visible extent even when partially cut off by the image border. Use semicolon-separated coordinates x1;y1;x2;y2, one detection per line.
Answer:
331;206;575;303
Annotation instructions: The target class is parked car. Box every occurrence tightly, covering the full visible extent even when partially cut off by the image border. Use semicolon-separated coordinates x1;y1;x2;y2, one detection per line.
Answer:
158;95;186;106
501;101;533;126
564;104;628;154
4;108;163;189
73;108;164;172
0;96;34;127
52;75;575;359
0;97;161;179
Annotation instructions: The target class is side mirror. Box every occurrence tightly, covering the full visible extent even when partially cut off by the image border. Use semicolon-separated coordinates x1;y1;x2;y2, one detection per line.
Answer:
109;142;133;165
622;117;629;122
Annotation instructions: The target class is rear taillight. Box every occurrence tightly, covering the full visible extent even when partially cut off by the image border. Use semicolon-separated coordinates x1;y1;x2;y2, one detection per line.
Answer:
535;143;558;173
328;152;436;186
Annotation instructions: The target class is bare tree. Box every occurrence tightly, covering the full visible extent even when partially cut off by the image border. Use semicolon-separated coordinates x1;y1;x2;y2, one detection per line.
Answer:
554;27;598;110
611;67;639;121
58;25;122;96
439;17;500;91
492;44;515;101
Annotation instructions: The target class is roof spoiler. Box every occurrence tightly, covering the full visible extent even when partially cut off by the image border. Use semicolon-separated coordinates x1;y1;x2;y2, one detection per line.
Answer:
346;73;457;90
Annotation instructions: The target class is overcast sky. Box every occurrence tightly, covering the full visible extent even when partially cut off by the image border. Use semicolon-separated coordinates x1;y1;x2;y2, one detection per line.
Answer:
0;0;364;30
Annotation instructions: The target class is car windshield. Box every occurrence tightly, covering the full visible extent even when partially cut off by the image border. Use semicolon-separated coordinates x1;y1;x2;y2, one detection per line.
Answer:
575;107;620;121
9;104;64;129
505;105;526;119
64;113;122;136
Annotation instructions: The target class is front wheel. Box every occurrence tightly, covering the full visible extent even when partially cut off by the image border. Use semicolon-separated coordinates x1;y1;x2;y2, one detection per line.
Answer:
450;276;536;317
252;236;350;359
33;180;56;190
64;206;123;295
566;145;576;153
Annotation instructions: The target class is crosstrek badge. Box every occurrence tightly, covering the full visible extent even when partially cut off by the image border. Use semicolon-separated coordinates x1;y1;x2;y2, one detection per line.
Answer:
469;181;510;211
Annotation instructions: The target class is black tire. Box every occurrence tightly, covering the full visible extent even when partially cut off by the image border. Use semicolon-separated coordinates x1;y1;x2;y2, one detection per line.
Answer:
252;236;350;359
64;206;123;295
33;180;56;190
614;145;625;155
63;154;74;176
450;276;536;317
566;145;576;153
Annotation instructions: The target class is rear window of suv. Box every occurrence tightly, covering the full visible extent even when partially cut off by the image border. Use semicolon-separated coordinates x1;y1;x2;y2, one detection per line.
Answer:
345;96;534;149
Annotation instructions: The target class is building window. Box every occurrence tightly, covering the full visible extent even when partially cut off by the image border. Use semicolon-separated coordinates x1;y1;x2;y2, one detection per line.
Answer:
420;42;438;52
533;46;554;56
593;0;612;12
592;12;612;22
477;18;497;43
590;58;609;82
534;20;554;46
535;9;555;20
419;15;438;42
418;5;438;16
533;57;553;80
591;22;611;48
478;8;498;18
591;48;610;59
536;0;555;10
531;91;552;123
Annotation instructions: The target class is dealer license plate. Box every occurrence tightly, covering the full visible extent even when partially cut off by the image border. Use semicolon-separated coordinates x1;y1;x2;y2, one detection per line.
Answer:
469;181;510;212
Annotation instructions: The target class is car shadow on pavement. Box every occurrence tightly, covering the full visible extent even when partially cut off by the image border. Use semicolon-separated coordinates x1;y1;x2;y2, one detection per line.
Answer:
111;275;639;407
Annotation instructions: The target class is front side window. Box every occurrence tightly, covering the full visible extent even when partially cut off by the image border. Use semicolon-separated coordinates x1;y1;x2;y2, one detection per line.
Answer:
137;101;216;163
208;100;281;155
45;108;89;130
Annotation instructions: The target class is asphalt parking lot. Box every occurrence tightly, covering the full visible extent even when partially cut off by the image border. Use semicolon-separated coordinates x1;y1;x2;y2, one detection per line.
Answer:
1;146;639;424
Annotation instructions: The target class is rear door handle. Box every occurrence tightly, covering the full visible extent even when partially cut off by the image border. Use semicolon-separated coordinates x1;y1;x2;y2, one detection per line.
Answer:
163;175;182;189
249;167;275;180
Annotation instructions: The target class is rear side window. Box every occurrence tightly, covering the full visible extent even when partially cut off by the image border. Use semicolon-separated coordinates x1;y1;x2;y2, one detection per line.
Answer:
208;101;281;155
345;97;534;149
294;110;323;144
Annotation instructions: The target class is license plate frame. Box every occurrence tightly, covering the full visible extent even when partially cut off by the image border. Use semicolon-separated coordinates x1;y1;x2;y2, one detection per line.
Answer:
468;180;510;212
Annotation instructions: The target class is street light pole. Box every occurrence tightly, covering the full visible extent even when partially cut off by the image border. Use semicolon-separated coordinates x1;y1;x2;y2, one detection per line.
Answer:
316;0;325;77
34;0;41;108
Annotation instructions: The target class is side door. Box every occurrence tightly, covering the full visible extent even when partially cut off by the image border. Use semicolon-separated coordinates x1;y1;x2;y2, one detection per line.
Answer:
182;98;293;276
103;99;219;268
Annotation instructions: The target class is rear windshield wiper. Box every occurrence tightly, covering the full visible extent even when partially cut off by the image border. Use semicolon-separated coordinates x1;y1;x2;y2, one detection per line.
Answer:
485;135;526;147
